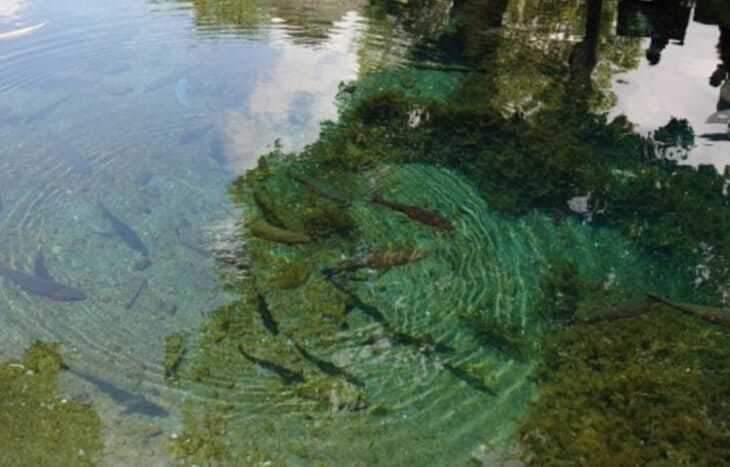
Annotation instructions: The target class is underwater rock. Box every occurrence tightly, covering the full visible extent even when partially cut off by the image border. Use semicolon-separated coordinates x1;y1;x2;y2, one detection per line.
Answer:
294;376;367;412
247;218;311;244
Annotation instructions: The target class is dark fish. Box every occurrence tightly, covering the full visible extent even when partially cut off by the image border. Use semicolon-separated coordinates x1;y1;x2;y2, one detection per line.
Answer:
98;202;149;256
125;279;148;310
63;365;168;417
575;302;658;324
372;195;454;230
287;170;350;207
647;293;730;328
442;361;497;396
33;250;51;279
178;124;213;146
238;345;304;385
326;276;387;324
326;276;454;354
0;265;86;301
292;339;363;387
389;329;455;354
256;292;279;335
323;249;425;277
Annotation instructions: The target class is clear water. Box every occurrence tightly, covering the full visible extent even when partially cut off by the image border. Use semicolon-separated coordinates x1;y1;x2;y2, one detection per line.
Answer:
1;0;729;465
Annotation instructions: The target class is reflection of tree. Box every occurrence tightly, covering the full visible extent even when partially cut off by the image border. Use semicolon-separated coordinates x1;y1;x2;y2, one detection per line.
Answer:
153;0;365;43
380;0;642;114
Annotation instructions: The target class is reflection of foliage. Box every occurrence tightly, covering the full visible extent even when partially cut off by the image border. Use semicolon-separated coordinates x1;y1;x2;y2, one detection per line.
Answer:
649;117;695;161
521;311;730;465
538;258;582;323
154;0;364;43
300;82;730;299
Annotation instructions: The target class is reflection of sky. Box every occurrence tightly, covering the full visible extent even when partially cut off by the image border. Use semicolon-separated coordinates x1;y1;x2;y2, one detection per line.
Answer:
0;0;26;19
224;11;362;171
610;20;729;170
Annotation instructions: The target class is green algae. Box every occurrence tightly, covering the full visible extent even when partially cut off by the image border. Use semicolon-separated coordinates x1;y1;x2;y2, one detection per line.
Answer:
0;341;102;467
170;405;233;465
519;310;730;465
269;259;309;290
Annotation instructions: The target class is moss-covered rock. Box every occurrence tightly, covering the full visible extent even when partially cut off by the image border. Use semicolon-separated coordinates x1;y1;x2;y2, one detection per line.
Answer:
0;341;103;467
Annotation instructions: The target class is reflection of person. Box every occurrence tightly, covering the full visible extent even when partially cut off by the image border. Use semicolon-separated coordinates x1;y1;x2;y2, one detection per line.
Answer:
710;28;730;111
645;37;669;65
616;0;692;66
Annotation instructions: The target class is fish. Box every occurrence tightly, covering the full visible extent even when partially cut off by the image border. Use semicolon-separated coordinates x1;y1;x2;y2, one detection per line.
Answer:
124;279;147;310
323;248;425;277
287;170;350;207
326;276;454;354
176;78;191;108
33;250;51;279
256;292;279;335
575;302;659;324
291;339;363;387
647;293;730;328
247;219;311;244
98;202;149;256
372;195;454;230
0;22;47;40
0;265;86;301
62;364;168;417
0;195;3;212
441;361;496;396
238;345;304;385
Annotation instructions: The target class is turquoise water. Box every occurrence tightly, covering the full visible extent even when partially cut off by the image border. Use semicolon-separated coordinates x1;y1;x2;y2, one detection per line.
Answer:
1;0;729;465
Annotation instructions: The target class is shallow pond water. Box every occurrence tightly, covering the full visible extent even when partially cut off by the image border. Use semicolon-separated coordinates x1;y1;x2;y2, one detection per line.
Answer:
1;0;729;466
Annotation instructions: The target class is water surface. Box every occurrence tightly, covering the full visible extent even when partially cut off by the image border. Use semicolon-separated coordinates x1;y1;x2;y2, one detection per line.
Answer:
1;0;729;465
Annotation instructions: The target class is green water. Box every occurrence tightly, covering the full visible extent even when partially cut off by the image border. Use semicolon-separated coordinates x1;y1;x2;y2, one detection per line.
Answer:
1;0;730;465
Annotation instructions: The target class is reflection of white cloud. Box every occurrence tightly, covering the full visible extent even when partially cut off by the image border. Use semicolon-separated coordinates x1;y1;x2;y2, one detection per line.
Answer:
224;11;362;172
0;0;26;19
610;21;730;170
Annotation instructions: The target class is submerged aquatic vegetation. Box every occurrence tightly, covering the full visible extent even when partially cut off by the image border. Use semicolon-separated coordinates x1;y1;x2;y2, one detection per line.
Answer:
0;341;102;467
520;310;730;465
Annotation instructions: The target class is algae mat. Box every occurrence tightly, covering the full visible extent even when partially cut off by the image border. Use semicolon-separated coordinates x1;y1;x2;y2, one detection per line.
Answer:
168;163;682;466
